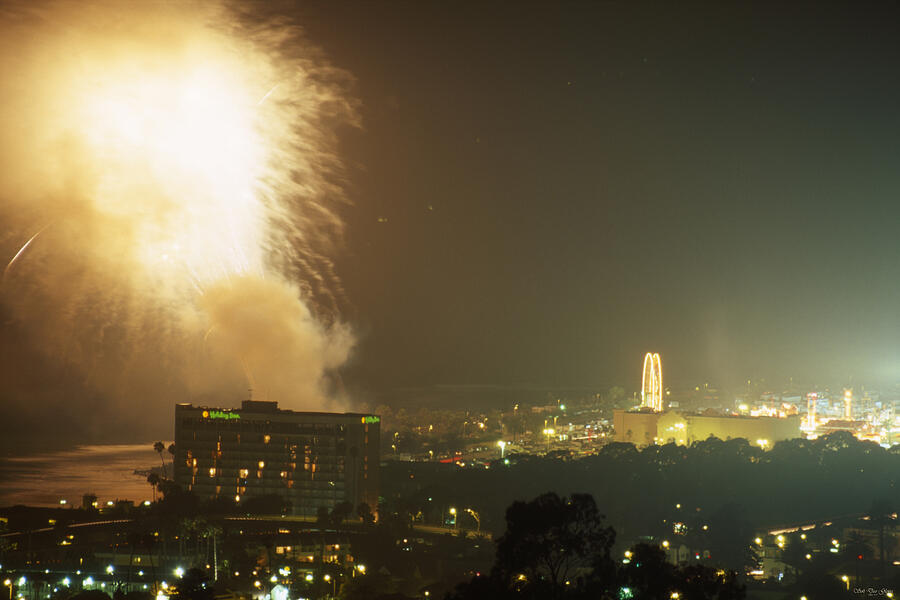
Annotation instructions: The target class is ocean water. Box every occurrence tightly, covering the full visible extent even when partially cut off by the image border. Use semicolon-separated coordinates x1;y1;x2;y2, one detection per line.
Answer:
0;443;167;507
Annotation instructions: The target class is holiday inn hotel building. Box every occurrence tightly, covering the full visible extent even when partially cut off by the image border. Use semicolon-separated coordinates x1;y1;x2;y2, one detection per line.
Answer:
174;400;379;516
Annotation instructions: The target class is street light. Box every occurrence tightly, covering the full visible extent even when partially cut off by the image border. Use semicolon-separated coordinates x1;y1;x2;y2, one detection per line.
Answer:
497;440;506;459
4;579;12;600
449;507;457;531
465;508;481;532
323;574;336;597
542;428;555;452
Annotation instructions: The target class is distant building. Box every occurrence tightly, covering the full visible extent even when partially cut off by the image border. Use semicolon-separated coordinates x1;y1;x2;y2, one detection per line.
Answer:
614;408;800;447
174;400;379;517
613;409;661;446
658;411;800;446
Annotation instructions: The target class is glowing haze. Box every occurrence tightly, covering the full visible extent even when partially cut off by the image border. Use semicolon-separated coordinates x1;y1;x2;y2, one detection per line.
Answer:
0;0;357;441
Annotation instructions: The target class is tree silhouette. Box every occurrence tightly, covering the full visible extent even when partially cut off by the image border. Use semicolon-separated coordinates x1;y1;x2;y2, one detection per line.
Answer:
356;502;375;525
147;472;160;502
153;441;167;479
449;493;744;600
331;500;354;528
176;567;213;600
493;492;615;596
619;543;676;599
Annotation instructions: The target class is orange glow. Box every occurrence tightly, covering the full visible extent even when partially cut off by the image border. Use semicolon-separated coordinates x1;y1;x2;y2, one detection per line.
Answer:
0;2;358;409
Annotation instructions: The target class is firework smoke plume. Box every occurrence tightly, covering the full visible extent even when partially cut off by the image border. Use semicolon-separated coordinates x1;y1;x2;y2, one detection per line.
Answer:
0;1;358;448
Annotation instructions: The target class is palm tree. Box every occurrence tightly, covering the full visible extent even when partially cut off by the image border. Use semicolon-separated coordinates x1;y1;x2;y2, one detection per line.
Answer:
201;523;223;581
154;441;168;479
147;472;161;502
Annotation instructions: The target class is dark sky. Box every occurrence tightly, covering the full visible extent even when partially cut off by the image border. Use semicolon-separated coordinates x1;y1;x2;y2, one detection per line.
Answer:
298;1;900;395
3;1;900;457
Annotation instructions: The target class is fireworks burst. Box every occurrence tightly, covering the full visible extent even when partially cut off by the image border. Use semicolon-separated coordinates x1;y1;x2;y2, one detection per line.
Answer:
0;1;357;420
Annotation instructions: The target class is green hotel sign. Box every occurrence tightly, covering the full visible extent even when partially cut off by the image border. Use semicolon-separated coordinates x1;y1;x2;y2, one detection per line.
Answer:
362;416;380;424
202;410;240;421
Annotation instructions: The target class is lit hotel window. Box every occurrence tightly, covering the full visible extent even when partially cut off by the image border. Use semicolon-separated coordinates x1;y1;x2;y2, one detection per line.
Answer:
209;468;217;477
240;468;249;478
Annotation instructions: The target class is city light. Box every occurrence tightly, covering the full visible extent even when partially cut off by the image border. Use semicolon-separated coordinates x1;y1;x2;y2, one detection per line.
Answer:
2;8;899;600
641;353;663;412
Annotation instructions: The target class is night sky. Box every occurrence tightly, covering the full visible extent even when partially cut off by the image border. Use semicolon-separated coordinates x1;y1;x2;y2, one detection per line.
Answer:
2;1;900;455
300;1;900;395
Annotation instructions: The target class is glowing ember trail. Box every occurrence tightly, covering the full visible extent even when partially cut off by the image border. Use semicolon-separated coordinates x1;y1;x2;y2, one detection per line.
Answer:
0;1;358;425
3;225;50;279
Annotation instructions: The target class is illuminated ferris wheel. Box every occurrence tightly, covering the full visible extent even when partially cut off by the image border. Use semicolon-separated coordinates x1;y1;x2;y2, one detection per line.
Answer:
641;352;663;412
